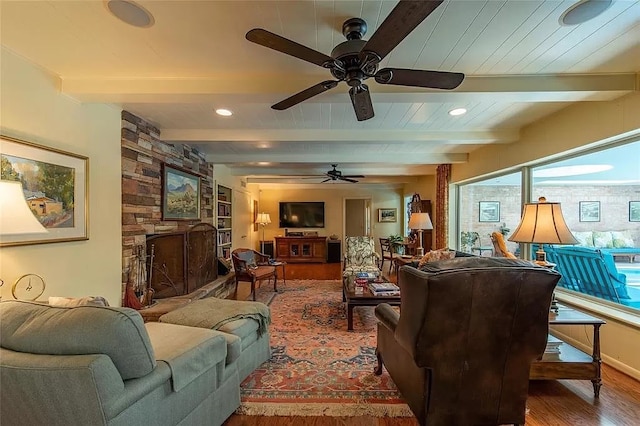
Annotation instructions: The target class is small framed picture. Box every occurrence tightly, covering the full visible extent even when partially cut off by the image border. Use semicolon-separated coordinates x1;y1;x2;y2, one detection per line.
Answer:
378;208;397;223
479;201;500;222
162;164;201;220
579;201;600;222
630;201;640;222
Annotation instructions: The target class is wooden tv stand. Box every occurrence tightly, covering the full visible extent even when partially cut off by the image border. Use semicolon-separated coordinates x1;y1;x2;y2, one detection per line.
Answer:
275;236;327;263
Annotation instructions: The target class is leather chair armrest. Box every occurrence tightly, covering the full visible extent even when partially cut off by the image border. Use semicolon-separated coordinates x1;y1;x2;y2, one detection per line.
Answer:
375;303;399;333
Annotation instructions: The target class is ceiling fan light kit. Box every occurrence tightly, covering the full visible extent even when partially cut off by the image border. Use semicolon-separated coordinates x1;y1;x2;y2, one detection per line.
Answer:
245;0;464;122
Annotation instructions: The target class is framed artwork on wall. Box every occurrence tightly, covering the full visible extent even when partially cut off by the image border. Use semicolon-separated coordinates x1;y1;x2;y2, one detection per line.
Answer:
162;164;201;220
378;208;397;222
479;201;500;222
579;201;600;222
1;135;89;247
630;201;640;222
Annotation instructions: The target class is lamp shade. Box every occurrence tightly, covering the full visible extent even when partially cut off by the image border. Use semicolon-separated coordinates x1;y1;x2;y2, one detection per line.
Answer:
508;197;577;245
256;212;271;225
408;212;433;230
0;181;48;235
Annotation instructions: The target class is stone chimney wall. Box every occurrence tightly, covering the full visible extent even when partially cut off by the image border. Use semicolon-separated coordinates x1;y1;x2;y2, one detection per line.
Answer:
121;111;214;304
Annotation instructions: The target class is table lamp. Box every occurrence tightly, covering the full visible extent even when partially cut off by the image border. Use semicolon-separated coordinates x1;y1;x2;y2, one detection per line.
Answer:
408;212;433;257
508;196;577;265
1;180;49;300
255;212;271;255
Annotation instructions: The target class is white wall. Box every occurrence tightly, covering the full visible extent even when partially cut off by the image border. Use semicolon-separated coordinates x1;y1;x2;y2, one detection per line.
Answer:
451;91;640;379
1;48;122;305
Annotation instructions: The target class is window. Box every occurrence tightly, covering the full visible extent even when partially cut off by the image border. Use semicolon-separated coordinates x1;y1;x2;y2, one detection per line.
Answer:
455;140;640;314
457;171;522;256
531;141;640;313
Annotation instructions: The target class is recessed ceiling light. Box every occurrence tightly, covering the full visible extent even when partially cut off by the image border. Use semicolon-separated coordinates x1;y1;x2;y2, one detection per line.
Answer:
257;162;270;166
449;108;467;116
560;0;612;26
106;1;154;28
215;108;233;117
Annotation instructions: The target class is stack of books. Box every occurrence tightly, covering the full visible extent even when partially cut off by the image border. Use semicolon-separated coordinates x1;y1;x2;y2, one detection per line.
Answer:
355;272;379;280
542;335;563;361
368;282;400;296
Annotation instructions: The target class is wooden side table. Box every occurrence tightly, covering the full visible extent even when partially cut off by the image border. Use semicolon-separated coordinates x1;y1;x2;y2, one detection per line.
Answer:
530;304;605;398
270;261;286;286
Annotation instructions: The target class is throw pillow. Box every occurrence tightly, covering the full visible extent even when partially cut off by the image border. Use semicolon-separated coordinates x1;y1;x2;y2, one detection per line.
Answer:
417;248;455;268
593;231;614;248
572;231;594;247
611;231;635;248
48;296;110;307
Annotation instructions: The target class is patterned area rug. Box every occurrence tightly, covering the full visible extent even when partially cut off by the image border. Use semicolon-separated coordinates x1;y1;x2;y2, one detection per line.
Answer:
237;279;412;417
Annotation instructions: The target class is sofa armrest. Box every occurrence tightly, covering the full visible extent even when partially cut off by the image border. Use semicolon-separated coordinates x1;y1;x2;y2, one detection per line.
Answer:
0;347;124;426
375;303;399;333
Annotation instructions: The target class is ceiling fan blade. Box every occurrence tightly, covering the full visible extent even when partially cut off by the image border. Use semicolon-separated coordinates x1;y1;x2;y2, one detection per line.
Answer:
375;68;464;90
246;29;335;68
341;177;359;183
272;80;339;110
320;178;332;183
360;0;444;62
349;85;374;121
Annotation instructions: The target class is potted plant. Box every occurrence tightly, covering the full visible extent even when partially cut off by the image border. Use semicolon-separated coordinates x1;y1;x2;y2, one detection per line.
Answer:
460;231;479;253
388;234;405;255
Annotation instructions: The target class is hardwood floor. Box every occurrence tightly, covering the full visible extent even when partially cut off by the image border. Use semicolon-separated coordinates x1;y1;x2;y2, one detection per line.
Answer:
229;260;640;425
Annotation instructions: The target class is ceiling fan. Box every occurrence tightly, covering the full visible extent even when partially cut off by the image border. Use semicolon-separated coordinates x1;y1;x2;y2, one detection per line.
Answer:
246;0;464;121
321;165;364;183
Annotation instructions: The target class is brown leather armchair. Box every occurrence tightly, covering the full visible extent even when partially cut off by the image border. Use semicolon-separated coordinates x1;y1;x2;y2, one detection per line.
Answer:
374;257;560;426
231;248;277;301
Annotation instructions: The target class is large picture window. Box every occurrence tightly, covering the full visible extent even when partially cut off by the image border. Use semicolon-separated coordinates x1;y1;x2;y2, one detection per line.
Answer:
456;141;640;314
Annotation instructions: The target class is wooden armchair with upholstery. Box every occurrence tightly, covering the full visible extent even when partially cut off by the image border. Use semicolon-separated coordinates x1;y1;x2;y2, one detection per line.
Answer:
374;257;560;426
231;248;277;301
343;236;381;277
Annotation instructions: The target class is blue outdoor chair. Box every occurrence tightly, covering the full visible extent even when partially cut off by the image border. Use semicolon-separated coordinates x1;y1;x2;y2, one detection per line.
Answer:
546;245;640;308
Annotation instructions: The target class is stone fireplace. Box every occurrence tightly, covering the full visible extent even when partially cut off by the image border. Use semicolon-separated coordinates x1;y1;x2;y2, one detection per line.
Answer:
120;111;216;305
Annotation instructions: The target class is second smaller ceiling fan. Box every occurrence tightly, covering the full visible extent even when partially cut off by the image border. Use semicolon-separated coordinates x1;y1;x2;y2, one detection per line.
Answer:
321;165;364;183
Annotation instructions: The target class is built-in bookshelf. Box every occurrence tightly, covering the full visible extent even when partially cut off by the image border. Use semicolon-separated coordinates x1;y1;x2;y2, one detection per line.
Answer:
216;184;232;260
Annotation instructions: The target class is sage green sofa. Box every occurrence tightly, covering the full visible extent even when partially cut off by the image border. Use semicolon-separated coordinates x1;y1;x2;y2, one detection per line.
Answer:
0;300;245;426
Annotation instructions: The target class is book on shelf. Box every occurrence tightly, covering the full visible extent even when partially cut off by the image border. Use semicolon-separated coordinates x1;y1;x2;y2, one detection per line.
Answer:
541;335;563;361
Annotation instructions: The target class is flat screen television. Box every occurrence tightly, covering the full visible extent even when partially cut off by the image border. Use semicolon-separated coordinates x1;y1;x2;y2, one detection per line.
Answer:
279;202;325;228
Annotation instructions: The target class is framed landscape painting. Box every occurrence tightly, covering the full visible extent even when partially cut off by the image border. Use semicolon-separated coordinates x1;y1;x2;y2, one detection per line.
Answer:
378;208;397;223
579;201;600;222
0;135;89;247
630;201;640;222
162;164;201;220
479;201;500;222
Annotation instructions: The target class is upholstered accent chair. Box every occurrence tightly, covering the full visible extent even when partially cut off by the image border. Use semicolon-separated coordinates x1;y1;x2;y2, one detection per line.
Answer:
343;236;381;277
375;257;560;426
231;248;277;301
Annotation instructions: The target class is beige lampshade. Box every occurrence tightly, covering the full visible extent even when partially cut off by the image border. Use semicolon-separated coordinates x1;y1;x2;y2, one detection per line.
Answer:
256;212;271;225
408;212;433;230
0;181;48;235
508;197;577;245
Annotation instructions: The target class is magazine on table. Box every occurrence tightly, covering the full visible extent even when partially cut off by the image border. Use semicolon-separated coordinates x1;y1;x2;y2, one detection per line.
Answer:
368;282;400;296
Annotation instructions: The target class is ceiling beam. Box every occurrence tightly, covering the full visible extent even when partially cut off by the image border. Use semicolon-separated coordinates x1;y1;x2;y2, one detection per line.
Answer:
62;73;637;103
163;129;519;144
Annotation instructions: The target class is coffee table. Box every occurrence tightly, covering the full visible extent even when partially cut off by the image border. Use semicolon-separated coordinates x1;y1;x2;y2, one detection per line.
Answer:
342;273;401;331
